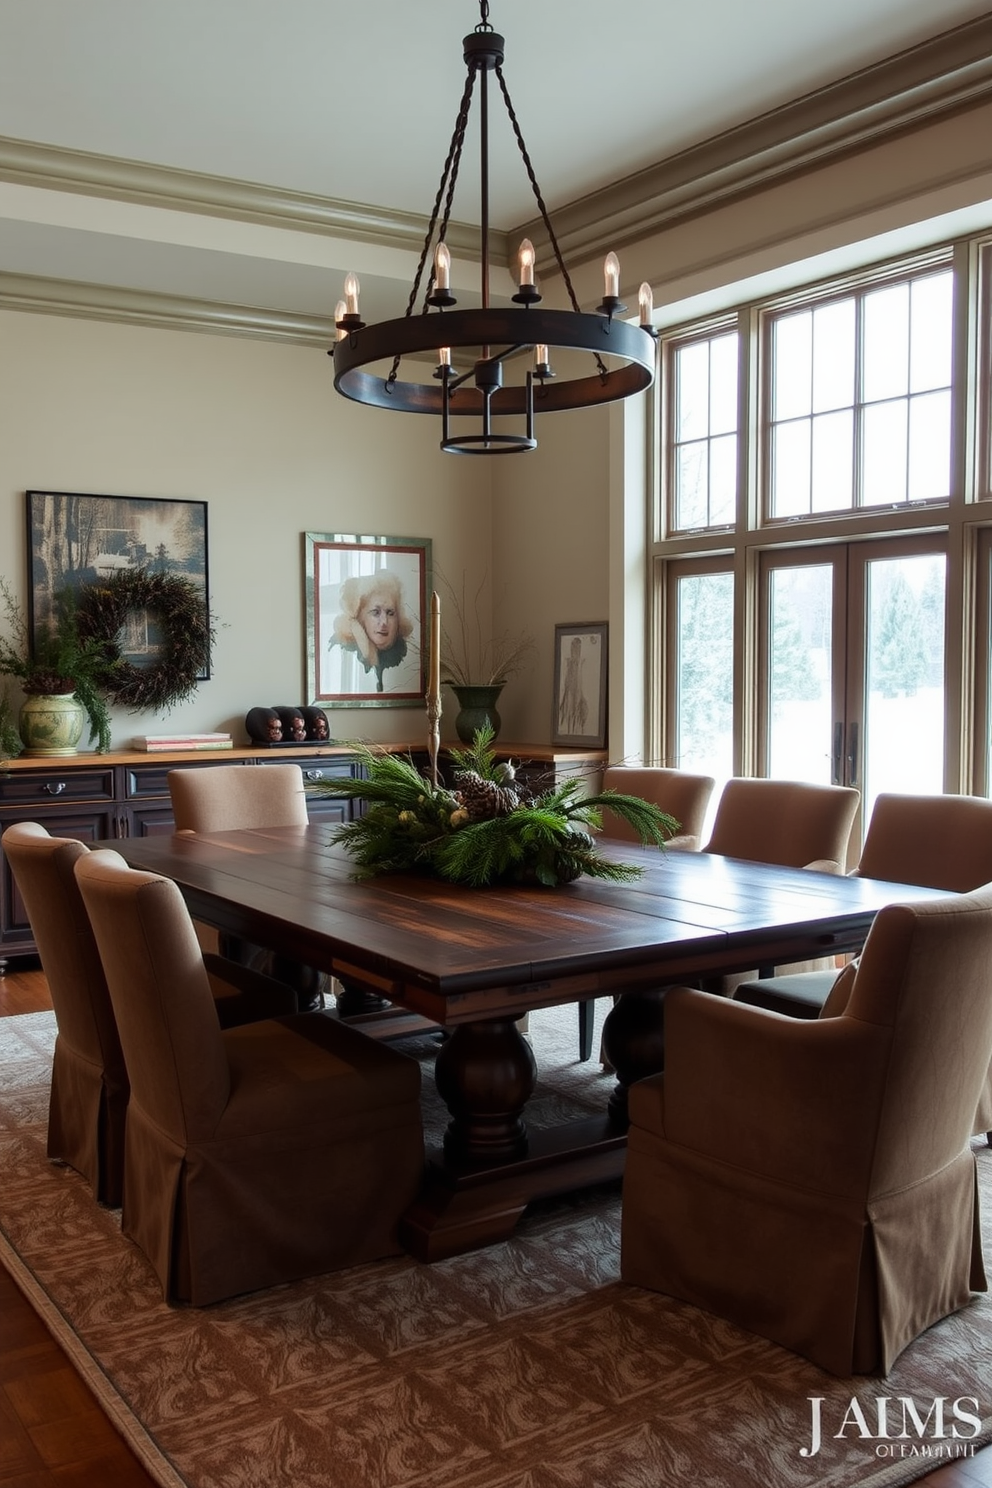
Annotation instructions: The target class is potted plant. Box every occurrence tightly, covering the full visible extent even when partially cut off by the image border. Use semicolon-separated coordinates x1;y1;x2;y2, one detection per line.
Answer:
0;578;114;755
439;571;535;742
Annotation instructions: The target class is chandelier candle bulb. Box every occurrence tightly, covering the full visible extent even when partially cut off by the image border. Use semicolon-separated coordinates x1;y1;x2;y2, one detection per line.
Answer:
334;300;348;339
638;282;654;325
343;272;360;316
604;252;620;300
517;239;536;287
434;242;451;292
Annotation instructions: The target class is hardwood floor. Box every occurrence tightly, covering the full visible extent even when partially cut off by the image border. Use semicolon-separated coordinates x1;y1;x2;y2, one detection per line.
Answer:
1;966;990;1488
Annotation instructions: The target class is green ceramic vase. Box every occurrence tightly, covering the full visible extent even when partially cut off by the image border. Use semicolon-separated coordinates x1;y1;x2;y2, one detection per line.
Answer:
450;684;504;744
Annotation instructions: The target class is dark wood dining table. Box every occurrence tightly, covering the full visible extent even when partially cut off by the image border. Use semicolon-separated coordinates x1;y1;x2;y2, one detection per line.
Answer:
114;825;948;1259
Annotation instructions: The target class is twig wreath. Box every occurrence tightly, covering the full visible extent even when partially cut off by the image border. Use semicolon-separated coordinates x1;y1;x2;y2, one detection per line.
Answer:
75;569;214;711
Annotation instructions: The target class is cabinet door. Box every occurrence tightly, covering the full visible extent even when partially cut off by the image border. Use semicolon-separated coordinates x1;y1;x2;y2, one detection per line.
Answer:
0;805;119;960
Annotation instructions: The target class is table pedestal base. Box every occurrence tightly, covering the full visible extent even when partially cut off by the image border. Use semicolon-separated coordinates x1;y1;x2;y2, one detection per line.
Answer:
399;1115;627;1261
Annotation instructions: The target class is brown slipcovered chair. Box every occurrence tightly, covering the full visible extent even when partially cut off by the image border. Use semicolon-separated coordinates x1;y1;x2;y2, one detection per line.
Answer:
734;793;992;1140
74;848;423;1305
621;885;992;1376
2;822;129;1206
3;822;298;1208
737;792;992;1015
578;766;716;1061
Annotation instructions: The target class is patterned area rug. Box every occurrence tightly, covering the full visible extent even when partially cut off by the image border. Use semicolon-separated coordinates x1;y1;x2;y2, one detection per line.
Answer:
1;1005;991;1488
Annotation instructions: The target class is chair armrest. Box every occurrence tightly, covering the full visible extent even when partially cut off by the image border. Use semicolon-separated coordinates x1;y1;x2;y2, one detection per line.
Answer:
203;952;299;1026
642;986;888;1197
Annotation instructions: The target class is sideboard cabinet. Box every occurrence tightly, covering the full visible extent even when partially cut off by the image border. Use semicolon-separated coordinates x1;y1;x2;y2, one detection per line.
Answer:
0;747;361;969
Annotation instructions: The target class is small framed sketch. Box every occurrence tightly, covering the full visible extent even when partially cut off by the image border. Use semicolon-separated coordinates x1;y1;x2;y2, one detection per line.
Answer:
305;533;432;706
26;490;210;678
552;621;608;748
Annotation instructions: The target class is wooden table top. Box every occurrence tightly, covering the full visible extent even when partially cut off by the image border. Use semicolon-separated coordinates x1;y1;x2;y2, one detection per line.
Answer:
113;828;950;1025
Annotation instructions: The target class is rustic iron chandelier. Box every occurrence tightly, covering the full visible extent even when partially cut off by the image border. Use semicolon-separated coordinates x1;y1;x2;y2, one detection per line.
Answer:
329;0;657;455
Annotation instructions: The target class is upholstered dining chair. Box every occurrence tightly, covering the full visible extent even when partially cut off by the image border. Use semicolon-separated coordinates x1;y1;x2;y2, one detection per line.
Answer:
2;821;298;1208
2;822;129;1206
75;848;424;1305
577;766;716;1061
702;776;859;872
621;883;992;1376
735;792;992;1015
168;762;327;1009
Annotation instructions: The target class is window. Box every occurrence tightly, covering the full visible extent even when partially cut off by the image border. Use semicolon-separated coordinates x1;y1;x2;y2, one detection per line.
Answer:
652;237;992;821
765;266;953;520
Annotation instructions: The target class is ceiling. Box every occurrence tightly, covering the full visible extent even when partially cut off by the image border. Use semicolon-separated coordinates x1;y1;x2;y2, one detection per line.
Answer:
0;0;990;329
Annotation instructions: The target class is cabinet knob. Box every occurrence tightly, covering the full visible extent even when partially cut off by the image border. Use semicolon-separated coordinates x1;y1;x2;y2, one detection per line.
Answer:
42;782;67;796
304;769;324;782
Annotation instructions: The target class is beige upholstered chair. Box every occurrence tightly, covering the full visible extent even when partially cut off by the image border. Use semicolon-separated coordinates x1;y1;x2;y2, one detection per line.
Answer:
600;766;716;851
621;885;992;1376
2;823;129;1206
702;776;859;872
168;761;308;834
75;849;424;1305
736;793;992;1014
694;776;860;996
578;766;716;1061
168;762;327;1008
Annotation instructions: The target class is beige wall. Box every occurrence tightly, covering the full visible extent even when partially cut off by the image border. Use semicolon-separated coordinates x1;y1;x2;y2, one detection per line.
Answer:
0;309;494;748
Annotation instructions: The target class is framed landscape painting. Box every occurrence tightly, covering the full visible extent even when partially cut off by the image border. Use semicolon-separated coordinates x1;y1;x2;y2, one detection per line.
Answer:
552;621;608;748
26;490;210;678
305;532;431;706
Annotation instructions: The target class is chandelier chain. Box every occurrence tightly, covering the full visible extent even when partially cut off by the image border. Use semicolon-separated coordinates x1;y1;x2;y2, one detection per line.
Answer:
494;65;608;381
387;66;477;388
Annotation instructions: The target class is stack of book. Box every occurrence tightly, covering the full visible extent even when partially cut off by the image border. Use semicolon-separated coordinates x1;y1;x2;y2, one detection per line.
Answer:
131;732;233;752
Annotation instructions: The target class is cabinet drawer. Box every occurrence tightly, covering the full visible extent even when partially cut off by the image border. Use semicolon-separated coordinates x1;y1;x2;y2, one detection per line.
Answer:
0;768;116;806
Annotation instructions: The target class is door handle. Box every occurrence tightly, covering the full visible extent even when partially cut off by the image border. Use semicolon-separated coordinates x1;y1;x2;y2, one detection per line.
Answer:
831;723;843;785
846;721;859;788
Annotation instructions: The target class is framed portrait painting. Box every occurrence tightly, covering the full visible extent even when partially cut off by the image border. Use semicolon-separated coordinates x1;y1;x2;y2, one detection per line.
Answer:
26;490;210;678
551;621;608;748
305;533;432;706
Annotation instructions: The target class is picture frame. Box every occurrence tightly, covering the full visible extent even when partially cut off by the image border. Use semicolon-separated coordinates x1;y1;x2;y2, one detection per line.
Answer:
305;533;432;706
26;490;211;679
551;621;608;748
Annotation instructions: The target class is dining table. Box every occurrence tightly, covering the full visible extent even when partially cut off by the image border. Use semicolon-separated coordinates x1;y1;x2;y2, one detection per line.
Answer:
113;824;949;1260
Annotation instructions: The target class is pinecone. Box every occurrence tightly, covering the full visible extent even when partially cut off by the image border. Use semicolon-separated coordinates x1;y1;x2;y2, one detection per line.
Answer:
453;769;520;820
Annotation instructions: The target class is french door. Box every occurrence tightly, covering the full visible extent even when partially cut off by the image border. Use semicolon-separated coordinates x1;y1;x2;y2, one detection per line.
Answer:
758;535;947;846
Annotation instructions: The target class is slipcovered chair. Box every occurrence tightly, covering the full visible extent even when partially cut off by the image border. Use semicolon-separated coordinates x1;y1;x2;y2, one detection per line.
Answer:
737;792;992;1016
621;884;992;1376
2;822;298;1208
75;849;424;1305
702;776;859;872
168;761;308;834
694;776;860;997
2;822;129;1206
168;762;326;1009
735;791;992;1140
578;766;716;1061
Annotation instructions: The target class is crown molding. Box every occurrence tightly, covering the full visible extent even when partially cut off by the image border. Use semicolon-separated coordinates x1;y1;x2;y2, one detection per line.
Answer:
0;136;506;265
0;272;332;344
516;13;992;271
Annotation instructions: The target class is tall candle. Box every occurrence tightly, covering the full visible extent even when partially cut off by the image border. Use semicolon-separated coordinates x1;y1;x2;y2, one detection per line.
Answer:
428;591;441;704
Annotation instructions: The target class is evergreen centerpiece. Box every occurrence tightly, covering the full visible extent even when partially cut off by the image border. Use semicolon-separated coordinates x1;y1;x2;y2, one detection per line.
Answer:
312;724;679;888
